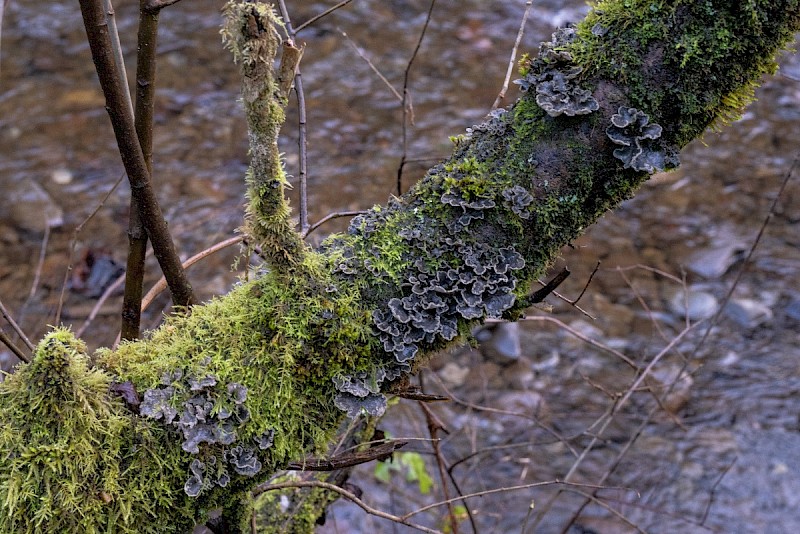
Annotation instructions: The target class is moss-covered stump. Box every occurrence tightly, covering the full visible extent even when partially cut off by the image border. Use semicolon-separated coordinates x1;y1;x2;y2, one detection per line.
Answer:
1;1;799;533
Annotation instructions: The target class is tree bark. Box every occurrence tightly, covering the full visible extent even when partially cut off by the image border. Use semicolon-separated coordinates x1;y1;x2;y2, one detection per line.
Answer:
0;1;798;533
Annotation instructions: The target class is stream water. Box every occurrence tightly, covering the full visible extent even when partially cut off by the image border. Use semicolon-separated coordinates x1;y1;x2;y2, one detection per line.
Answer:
1;1;799;533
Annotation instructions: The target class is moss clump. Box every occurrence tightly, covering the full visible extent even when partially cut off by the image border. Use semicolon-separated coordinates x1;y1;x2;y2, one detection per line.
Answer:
0;329;197;533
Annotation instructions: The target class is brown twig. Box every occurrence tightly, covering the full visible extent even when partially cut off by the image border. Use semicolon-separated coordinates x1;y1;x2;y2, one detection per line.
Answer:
693;153;798;356
295;0;354;33
121;0;160;341
0;328;30;363
252;479;442;534
286;440;408;471
77;0;196;309
492;0;533;109
419;401;459;534
275;1;309;234
528;267;570;304
56;173;125;326
340;31;403;101
397;0;436;195
302;209;366;238
141;236;244;313
0;297;34;351
143;0;183;12
27;225;50;302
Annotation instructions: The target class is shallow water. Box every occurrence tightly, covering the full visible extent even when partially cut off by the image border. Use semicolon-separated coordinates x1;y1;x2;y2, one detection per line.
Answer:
1;1;799;533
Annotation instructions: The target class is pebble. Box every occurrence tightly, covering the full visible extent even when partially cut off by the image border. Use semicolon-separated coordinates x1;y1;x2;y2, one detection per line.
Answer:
477;322;521;365
724;298;773;329
3;178;64;233
669;289;718;321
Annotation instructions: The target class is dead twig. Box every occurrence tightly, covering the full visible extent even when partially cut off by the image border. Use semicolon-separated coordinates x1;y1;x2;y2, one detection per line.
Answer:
276;1;310;234
340;31;403;101
0;328;30;363
78;0;196;309
252;480;442;534
0;297;34;351
286;440;408;471
397;0;436;195
141;236;244;313
492;0;533;109
295;0;354;33
56;173;125;325
302;209;366;238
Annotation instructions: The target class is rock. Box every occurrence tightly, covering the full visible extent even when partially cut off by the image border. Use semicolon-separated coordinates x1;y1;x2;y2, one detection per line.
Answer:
438;362;469;388
724;298;773;329
686;227;748;278
477;322;521;364
669;289;718;321
3;178;63;233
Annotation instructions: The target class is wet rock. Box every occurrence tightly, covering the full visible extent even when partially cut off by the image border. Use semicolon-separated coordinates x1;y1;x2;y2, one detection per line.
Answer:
686;229;748;279
477;322;521;365
438;362;469;388
3;178;63;233
645;363;694;415
668;289;718;321
724;298;773;329
784;295;800;321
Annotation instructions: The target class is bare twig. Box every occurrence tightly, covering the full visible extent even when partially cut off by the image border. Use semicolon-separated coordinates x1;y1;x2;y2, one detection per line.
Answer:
492;0;533;109
419;401;459;534
0;328;30;363
528;267;570;304
0;298;34;351
295;0;354;33
700;457;736;525
286;440;408;471
693;153;798;355
78;0;196;309
143;0;183;11
121;0;161;341
397;0;436;195
27;225;50;302
56;173;125;325
276;1;310;234
75;272;127;339
252;480;442;534
302;209;366;238
103;0;134;117
141;236;243;313
340;31;403;101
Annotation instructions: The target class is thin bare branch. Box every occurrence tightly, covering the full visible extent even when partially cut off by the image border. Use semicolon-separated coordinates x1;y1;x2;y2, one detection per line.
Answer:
693;153;798;355
78;0;196;308
340;31;402;101
0;298;34;351
141;236;243;313
286;440;407;471
397;0;436;195
27;225;50;302
295;0;354;33
275;2;310;234
253;480;442;534
302;210;366;238
103;0;134;118
492;0;533;109
56;173;125;325
143;0;183;12
0;328;30;363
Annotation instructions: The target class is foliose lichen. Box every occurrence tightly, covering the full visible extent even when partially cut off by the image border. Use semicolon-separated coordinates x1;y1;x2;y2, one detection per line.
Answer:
139;363;274;497
515;27;599;117
605;106;680;173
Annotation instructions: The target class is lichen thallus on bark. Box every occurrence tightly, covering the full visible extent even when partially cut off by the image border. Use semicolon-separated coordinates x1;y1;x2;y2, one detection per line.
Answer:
0;1;798;532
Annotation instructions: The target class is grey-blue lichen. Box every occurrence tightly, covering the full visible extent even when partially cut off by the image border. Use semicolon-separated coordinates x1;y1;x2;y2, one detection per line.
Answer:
606;106;680;173
140;366;274;497
515;27;599;117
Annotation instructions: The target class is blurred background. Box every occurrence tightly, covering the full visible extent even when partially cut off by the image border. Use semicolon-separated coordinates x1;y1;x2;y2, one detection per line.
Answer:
1;1;799;532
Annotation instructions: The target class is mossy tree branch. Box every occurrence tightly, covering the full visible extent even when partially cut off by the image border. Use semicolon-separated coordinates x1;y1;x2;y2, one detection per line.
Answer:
1;1;798;533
